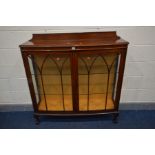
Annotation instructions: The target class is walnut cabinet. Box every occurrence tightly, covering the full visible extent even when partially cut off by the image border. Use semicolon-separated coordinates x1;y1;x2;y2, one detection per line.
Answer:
20;31;129;124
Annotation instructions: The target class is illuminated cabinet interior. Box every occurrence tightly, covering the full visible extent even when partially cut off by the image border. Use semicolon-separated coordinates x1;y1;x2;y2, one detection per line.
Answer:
20;31;129;124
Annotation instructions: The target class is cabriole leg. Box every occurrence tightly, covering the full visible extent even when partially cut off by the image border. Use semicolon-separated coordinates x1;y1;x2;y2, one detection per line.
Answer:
112;113;119;123
33;114;40;125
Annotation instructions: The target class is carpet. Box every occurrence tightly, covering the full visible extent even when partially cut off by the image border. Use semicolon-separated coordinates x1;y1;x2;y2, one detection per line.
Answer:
0;110;155;129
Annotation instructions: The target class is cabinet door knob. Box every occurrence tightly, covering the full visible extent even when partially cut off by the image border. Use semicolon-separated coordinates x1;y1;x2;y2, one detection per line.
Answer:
87;56;91;60
56;57;60;61
72;46;76;50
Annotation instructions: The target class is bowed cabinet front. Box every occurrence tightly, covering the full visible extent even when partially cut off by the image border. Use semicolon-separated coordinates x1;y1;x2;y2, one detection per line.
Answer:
20;32;129;124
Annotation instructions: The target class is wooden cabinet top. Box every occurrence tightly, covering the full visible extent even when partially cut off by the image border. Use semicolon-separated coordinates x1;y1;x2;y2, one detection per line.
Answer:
20;31;129;50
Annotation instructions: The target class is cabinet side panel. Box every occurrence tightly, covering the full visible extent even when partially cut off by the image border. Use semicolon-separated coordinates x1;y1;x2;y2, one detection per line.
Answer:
115;48;127;110
21;52;38;112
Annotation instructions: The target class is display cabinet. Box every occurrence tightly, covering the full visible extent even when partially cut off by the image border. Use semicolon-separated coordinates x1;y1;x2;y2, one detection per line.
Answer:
20;31;129;124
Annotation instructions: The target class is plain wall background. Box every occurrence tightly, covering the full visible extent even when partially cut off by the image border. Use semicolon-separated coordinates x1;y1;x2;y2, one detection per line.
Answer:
0;26;155;105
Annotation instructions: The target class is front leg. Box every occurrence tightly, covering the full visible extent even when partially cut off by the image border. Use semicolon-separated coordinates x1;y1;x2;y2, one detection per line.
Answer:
112;113;119;123
33;114;40;125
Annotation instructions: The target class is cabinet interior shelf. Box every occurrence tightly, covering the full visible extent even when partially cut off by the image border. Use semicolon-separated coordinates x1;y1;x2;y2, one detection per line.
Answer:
31;72;118;76
38;95;115;111
36;93;113;95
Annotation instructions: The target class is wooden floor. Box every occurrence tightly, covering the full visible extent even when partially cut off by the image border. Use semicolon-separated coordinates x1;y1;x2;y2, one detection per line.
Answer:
38;95;115;111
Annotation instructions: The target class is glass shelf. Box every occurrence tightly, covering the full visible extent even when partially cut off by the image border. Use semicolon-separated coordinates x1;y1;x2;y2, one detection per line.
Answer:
31;72;118;76
31;74;71;76
34;92;114;96
36;93;72;95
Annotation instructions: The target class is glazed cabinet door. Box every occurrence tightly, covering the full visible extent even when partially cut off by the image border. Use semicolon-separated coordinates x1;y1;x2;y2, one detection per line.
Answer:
77;51;120;111
26;53;73;112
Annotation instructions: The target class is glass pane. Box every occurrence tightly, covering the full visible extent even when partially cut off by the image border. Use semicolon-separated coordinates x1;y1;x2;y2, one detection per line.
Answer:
28;54;73;111
78;53;119;111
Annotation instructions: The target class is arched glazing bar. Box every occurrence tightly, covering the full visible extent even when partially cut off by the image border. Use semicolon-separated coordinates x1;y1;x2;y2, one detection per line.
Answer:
49;55;68;111
40;55;51;111
79;56;98;110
